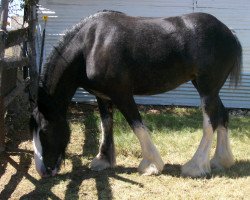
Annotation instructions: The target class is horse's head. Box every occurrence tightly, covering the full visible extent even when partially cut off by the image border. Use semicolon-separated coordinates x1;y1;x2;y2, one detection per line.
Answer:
30;88;70;177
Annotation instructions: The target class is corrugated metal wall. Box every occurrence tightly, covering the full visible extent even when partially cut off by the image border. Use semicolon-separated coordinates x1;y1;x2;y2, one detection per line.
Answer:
38;0;250;108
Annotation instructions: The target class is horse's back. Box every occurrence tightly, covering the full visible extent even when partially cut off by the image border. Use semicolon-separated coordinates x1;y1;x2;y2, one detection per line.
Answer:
82;11;241;95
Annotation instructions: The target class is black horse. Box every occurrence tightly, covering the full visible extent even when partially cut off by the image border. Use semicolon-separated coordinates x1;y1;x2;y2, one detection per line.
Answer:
30;11;242;178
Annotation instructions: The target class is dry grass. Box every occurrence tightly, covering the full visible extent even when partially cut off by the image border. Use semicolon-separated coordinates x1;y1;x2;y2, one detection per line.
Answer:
0;104;249;199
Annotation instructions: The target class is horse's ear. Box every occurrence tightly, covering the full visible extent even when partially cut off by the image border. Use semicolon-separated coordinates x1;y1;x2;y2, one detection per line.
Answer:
37;87;49;102
25;82;38;111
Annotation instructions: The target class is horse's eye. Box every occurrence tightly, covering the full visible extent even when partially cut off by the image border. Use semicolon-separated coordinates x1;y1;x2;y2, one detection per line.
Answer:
41;118;49;131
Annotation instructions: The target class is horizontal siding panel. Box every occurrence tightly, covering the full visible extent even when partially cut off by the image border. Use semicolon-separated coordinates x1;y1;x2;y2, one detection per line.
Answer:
39;4;193;27
41;0;194;8
194;7;250;30
196;0;250;10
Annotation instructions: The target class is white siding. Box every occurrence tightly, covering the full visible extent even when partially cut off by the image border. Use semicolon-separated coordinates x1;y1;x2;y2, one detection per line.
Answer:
39;0;250;108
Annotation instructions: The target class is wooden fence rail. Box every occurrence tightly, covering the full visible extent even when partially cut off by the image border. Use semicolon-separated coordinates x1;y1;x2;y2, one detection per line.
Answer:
0;0;38;152
0;0;9;152
0;55;28;152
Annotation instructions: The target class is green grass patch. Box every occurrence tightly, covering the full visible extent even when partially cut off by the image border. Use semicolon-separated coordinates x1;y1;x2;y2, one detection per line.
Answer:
1;105;249;199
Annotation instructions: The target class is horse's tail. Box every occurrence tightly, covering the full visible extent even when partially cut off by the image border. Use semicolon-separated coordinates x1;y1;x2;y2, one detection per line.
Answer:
229;33;242;88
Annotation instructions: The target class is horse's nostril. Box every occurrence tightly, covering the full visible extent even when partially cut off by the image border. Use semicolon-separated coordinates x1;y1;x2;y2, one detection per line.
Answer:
41;172;50;178
45;166;58;176
39;167;57;178
51;168;58;176
39;169;50;178
46;167;58;177
46;167;53;175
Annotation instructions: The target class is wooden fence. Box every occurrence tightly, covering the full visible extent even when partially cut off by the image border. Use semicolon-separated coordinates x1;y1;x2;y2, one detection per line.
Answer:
0;0;38;152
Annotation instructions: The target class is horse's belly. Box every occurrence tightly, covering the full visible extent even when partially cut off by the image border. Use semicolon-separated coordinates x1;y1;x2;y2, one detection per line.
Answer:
133;78;188;95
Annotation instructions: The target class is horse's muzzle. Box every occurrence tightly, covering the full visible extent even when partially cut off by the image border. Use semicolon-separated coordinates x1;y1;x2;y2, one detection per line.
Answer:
38;166;59;178
37;156;62;178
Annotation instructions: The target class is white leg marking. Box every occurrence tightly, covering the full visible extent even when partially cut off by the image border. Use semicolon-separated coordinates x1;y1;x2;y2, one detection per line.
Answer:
33;129;46;177
211;125;235;170
90;120;116;171
134;124;164;175
182;112;213;177
90;154;112;171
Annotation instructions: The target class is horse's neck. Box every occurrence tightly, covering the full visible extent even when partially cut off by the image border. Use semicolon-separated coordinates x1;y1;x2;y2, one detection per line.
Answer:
42;30;84;112
47;46;82;89
42;61;79;114
44;59;70;95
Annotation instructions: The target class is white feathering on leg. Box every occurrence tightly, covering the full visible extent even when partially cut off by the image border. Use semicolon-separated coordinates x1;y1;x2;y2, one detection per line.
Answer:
134;124;164;175
211;125;235;170
182;112;213;177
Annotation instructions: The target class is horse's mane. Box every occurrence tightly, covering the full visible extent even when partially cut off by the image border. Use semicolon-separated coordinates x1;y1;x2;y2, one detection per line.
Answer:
41;10;125;90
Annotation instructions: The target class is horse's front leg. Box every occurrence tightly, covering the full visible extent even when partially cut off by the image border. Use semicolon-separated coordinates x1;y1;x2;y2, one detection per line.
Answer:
133;123;164;175
113;95;164;175
90;97;116;171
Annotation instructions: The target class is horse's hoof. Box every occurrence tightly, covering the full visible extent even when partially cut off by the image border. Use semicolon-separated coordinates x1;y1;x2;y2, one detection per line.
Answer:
181;160;211;178
210;157;224;171
210;156;235;171
138;159;164;175
90;157;112;171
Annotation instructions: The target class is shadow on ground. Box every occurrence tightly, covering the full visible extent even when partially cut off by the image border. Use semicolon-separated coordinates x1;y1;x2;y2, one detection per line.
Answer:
0;103;249;199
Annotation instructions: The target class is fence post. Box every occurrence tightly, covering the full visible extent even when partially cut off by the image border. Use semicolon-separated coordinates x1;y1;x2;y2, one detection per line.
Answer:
24;0;39;108
0;96;5;152
0;0;9;152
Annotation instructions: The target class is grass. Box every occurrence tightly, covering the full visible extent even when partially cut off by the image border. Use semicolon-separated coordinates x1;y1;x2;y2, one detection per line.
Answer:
0;104;250;199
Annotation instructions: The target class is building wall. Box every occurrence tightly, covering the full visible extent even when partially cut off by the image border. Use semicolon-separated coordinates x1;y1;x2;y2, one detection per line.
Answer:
38;0;250;108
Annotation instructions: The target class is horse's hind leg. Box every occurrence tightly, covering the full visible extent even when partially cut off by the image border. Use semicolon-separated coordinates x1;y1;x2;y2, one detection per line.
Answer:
210;99;235;170
182;94;235;177
113;95;164;175
181;98;214;177
91;97;116;171
181;95;220;177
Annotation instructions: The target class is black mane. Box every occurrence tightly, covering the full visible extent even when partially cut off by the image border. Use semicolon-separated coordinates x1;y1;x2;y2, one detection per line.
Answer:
42;10;126;89
42;19;86;85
